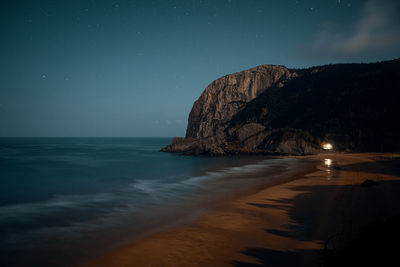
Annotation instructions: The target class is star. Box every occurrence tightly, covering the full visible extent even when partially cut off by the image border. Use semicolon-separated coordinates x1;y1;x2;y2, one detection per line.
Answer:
42;74;46;79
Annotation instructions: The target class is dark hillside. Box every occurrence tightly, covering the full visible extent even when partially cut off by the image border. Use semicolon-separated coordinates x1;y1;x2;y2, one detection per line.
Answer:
229;60;400;152
162;59;400;155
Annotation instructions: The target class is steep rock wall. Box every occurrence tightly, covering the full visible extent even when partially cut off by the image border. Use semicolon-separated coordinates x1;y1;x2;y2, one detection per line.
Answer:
186;65;297;139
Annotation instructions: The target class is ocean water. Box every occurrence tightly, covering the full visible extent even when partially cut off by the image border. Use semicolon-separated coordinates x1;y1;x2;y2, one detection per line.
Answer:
0;138;303;266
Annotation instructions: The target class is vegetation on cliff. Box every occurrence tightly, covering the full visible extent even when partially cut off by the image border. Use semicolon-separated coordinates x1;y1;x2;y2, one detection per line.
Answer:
162;59;400;155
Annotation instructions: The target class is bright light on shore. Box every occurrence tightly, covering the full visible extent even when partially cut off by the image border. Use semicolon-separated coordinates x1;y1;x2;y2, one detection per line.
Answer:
322;143;333;150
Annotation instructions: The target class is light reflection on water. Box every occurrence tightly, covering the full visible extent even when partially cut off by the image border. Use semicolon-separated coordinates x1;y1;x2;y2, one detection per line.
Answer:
324;158;332;167
324;158;333;180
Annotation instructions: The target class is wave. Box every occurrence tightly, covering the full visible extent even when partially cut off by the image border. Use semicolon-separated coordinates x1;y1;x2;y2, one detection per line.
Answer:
0;193;117;223
202;158;297;179
0;157;300;247
0;158;298;224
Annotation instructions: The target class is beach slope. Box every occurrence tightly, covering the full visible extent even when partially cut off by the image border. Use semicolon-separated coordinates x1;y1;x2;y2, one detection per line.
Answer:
81;153;400;266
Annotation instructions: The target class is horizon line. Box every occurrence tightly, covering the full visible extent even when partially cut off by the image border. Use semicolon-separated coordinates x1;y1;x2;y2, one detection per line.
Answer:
0;136;176;138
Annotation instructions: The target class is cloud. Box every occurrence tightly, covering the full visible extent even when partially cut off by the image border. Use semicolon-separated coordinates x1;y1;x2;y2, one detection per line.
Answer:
302;0;400;59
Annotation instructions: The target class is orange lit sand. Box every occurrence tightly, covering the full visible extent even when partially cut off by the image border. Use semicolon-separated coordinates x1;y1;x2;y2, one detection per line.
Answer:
81;153;400;267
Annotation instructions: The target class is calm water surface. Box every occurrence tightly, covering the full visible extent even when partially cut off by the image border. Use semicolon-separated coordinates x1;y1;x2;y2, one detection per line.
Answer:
0;138;302;266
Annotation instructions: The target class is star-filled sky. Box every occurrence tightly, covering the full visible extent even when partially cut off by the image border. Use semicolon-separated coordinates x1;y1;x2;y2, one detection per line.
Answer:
1;0;399;137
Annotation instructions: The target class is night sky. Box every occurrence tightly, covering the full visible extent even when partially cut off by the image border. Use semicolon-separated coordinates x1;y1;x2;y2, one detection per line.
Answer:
1;0;399;137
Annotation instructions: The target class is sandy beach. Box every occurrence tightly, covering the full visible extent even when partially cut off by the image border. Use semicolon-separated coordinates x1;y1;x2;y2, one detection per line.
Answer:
81;153;400;267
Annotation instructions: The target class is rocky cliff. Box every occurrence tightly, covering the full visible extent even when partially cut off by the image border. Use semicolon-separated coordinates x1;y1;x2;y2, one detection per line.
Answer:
162;59;400;155
186;65;297;139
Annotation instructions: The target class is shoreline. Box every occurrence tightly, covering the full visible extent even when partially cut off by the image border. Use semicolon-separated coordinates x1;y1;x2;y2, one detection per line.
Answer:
81;153;400;266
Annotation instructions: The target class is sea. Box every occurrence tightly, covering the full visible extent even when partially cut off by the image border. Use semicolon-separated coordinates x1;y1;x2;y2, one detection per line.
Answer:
0;138;305;266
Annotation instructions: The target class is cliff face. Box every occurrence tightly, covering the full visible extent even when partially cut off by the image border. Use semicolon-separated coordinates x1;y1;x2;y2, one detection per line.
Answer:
186;65;297;139
162;59;400;155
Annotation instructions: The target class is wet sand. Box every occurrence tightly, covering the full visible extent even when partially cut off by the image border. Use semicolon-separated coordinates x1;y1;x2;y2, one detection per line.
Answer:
81;153;400;267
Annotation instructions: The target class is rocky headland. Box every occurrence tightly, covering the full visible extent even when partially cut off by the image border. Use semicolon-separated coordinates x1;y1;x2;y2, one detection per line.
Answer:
162;59;400;155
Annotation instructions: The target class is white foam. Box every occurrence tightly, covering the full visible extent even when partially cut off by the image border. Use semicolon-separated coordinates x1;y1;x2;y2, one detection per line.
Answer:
0;192;116;222
205;158;285;177
128;180;163;193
